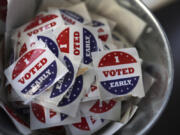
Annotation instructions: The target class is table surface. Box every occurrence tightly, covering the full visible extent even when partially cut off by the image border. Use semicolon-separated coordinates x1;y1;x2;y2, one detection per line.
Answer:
148;1;180;135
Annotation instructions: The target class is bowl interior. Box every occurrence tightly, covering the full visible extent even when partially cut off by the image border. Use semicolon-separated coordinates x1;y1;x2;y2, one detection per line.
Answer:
0;0;173;135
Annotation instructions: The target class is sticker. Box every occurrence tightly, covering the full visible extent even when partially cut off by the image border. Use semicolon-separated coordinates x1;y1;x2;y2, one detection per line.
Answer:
54;25;99;64
111;39;124;49
80;100;121;121
90;13;117;31
18;38;45;57
18;31;61;58
38;0;72;11
4;45;68;103
92;20;104;27
37;35;59;57
36;54;81;106
52;2;91;26
30;102;81;130
143;71;155;94
65;2;91;24
35;75;84;117
68;116;109;135
7;85;23;102
92;19;113;44
60;9;84;25
16;9;64;48
36;71;93;117
0;0;7;22
22;10;64;38
82;80;100;102
92;48;144;100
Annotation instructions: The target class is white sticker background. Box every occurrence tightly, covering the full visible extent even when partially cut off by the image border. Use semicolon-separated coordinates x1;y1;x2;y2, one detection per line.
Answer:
82;80;100;102
5;45;68;102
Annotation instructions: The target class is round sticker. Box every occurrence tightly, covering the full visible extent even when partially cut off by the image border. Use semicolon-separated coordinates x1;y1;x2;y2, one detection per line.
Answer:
56;27;98;64
32;103;46;123
5;105;30;127
98;34;108;42
12;49;45;80
21;60;57;95
19;43;27;57
99;51;139;95
58;75;83;106
56;27;69;53
24;14;58;32
60;113;68;121
49;109;56;118
73;117;90;131
60;9;84;24
83;28;98;64
89;100;116;113
0;4;7;22
50;56;74;98
92;20;108;42
92;20;104;27
37;35;59;57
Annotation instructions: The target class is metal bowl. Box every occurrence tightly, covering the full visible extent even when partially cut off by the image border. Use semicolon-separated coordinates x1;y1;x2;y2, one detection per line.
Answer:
0;0;174;135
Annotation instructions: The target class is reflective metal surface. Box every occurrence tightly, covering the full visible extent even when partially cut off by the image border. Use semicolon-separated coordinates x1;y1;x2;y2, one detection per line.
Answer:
0;0;174;135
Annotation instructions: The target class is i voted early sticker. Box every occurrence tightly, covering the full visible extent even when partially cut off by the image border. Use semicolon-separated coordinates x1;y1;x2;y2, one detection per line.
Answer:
36;54;81;106
68;116;109;135
92;19;112;44
92;48;145;100
21;10;64;38
19;31;61;58
54;25;99;65
4;45;68;103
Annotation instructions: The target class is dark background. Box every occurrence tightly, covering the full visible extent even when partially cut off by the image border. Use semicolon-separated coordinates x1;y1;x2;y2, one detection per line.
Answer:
148;1;180;135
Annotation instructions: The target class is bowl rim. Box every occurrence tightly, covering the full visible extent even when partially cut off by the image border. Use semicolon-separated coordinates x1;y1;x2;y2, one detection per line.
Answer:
134;0;174;134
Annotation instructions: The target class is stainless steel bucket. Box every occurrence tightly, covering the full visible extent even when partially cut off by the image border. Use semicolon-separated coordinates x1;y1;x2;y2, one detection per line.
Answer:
0;0;174;135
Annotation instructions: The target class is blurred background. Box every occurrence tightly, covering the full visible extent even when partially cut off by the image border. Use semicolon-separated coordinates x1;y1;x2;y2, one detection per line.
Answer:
143;0;180;134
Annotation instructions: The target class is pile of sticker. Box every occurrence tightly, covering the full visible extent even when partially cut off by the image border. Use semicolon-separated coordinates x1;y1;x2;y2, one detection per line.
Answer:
2;2;155;135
